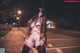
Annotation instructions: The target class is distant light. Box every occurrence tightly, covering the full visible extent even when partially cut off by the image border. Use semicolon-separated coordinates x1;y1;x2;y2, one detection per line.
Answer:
16;17;19;20
13;23;16;25
47;24;51;28
47;20;56;29
6;23;8;25
46;21;50;24
17;10;22;14
51;26;55;29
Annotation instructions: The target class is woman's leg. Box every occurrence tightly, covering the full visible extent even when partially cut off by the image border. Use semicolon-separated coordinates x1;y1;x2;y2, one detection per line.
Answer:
22;38;33;53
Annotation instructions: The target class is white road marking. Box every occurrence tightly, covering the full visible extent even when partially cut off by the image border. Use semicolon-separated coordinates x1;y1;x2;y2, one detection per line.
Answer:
46;46;80;50
53;33;79;39
61;35;78;39
47;39;80;40
47;44;64;53
55;48;64;53
48;44;53;47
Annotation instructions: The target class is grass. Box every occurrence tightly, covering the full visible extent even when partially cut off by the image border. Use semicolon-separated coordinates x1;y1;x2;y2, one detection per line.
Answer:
0;24;12;38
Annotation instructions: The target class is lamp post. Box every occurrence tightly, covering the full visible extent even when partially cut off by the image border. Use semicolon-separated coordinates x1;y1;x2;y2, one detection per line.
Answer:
17;10;22;30
16;17;20;30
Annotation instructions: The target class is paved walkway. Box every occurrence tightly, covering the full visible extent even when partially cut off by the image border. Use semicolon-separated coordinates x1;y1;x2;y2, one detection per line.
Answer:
0;27;24;53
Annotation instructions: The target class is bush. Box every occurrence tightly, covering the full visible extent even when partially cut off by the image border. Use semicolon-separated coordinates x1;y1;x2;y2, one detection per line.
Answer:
0;24;12;38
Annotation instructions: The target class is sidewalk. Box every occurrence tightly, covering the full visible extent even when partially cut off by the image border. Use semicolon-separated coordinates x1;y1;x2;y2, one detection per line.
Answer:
0;27;24;53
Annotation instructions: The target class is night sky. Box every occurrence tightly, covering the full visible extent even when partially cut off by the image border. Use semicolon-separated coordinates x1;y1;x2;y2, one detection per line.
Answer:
0;0;80;29
8;0;80;18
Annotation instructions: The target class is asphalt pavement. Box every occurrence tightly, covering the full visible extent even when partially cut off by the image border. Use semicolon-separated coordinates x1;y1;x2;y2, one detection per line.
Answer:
46;29;80;53
0;27;80;53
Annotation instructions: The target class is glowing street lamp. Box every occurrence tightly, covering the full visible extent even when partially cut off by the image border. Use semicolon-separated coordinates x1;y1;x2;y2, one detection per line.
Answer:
17;10;22;15
16;17;20;20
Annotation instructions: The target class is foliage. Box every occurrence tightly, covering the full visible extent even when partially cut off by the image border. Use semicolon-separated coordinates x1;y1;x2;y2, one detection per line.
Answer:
0;24;12;38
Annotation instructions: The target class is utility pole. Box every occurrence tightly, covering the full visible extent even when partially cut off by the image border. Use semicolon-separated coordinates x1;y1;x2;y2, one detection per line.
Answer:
42;0;47;46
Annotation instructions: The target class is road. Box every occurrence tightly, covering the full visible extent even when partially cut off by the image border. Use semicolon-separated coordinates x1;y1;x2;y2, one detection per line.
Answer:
0;27;80;53
46;29;80;53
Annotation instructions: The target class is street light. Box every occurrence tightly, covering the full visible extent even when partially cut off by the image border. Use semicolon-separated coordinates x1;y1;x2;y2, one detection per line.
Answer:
16;17;20;20
16;10;22;30
16;17;20;30
17;10;22;15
